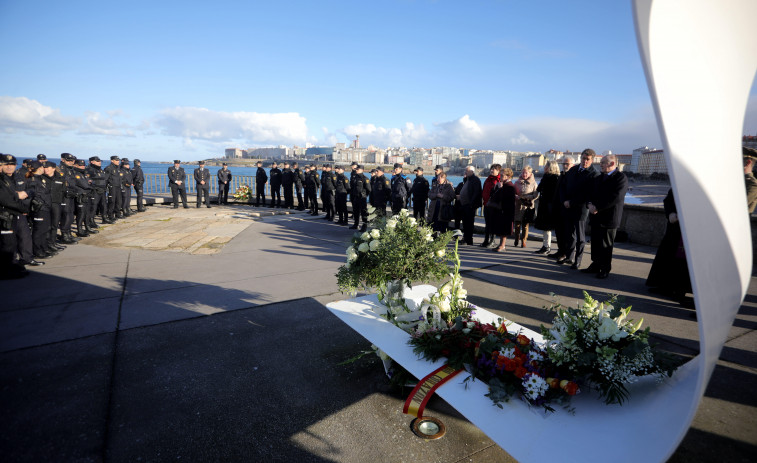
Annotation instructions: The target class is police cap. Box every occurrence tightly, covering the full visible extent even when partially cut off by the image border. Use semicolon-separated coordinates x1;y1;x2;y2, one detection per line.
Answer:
415;166;423;172
393;163;402;169
61;153;75;161
173;159;181;164
435;165;443;170
198;160;205;165
323;163;330;168
74;159;86;166
0;154;17;165
37;154;47;161
350;162;358;167
44;161;57;168
31;160;44;170
222;162;227;166
111;155;120;161
89;156;101;162
121;158;129;163
134;159;141;164
370;169;377;173
356;164;364;170
376;166;383;172
334;165;342;170
22;159;33;166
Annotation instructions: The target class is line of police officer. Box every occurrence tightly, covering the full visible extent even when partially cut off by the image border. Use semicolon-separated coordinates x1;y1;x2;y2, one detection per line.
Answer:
0;153;145;279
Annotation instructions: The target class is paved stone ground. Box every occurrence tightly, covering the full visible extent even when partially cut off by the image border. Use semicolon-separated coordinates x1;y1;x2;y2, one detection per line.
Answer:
0;204;755;462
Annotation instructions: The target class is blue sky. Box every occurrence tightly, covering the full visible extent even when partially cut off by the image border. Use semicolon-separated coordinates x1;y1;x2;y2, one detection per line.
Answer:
1;0;755;161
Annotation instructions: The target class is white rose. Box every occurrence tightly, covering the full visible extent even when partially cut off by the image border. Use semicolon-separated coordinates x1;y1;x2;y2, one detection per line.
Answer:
358;242;369;253
400;209;409;217
369;239;380;251
456;288;467;299
436;249;445;257
597;316;619;341
361;232;371;241
426;233;434;242
408;217;417;226
370;229;381;239
386;219;397;229
347;251;358;263
438;299;451;313
439;283;451;297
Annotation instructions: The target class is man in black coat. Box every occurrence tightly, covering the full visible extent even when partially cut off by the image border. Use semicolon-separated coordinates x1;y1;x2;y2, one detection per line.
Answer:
349;165;371;231
255;161;267;207
320;164;336;220
582;155;628;278
292;162;304;210
281;162;294;209
167;160;189;209
216;163;232;205
0;154;31;278
194;161;211;208
370;167;390;217
269;161;282;207
411;167;430;221
558;149;599;269
458;166;483;246
548;156;575;259
305;165;320;215
132;159;145;211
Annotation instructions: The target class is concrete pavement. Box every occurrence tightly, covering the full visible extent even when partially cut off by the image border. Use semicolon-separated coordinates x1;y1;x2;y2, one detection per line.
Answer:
0;204;755;462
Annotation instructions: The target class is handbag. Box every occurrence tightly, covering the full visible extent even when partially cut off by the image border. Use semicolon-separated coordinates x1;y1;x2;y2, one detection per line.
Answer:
523;207;536;224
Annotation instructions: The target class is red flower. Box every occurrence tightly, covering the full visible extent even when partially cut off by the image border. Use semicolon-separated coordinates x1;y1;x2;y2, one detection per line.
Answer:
560;380;579;396
546;377;560;389
503;358;517;372
516;334;530;346
514;366;527;379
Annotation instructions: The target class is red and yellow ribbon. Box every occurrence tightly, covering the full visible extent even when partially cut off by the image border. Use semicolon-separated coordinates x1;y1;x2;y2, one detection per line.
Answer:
403;365;464;418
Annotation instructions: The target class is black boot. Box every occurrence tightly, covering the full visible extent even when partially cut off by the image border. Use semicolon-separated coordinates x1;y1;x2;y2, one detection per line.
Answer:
89;220;99;229
85;223;99;234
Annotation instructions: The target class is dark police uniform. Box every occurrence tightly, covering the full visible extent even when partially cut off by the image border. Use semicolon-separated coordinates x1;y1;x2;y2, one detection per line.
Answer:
320;167;336;220
12;169;34;263
72;162;93;236
391;171;412;215
120;161;133;216
334;169;349;225
411;174;430;221
305;168;320;215
255;166;268;206
132;160;145;211
193;164;211;208
47;164;67;245
0;155;31;278
60;157;79;241
281;166;294;209
86;158;107;225
167;162;188;208
28;169;53;257
349;169;371;231
293;165;305;210
217;166;232;205
105;157;125;218
269;165;282;207
370;173;391;217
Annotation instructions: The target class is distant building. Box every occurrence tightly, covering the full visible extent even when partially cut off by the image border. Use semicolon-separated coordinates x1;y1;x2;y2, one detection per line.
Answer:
387;155;404;165
471;151;507;168
245;147;289;159
306;146;335;161
225;148;243;159
637;149;668;176
630;146;653;173
615;154;632;171
523;154;545;171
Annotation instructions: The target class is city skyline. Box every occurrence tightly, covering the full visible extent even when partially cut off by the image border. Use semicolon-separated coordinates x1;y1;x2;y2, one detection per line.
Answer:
1;0;755;161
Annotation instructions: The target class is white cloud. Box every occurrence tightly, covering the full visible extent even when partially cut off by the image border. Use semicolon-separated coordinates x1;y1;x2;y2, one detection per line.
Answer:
0;96;80;133
156;107;308;145
80;111;136;137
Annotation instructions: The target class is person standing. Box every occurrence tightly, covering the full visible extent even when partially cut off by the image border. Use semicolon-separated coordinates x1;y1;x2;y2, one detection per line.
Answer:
305;164;320;215
86;156;107;226
513;166;538;248
583;155;628;278
58;153;80;244
0;154;31;278
410;167;430;221
370;167;390;217
302;165;310;210
548;156;575;259
194;161;211;208
432;165;443;187
334;165;349;225
457;166;482;246
426;172;456;233
320;164;336;220
349;165;371;231
293;162;304;210
27;161;54;259
533;161;560;254
390;163;411;215
269;161;282;207
167;160;189;209
489;168;517;253
44;161;68;251
216;163;232;205
480;164;501;248
558;149;599;268
255;161;267;207
132;159;145;212
281;162;294;209
73;159;94;236
119;159;133;216
743;147;757;213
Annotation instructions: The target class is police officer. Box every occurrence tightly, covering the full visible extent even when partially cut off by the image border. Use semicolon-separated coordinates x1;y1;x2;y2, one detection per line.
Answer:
390;163;411;215
370;167;391;217
0;154;31;278
73;159;95;237
302;165;310;210
292;162;304;210
320;164;336;220
45;161;69;248
349;162;359;220
269;161;282;208
167;160;189;209
305;164;320;215
27;160;54;259
281;162;294;209
255;161;267;207
132;159;145;211
194;160;211;208
105;155;124;219
59;153;80;243
349;165;370;231
217;162;232;205
411;166;430;221
368;168;377;206
334;165;349;225
86;156;107;226
120;158;133;216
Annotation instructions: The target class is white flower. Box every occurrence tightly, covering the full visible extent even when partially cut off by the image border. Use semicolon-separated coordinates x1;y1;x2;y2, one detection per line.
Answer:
347;248;358;263
466;322;476;329
370;229;381;239
611;329;629;342
345;262;350;269
439;283;451;297
386;219;397;229
462;328;471;334
438;299;451;313
408;217;417;226
360;232;371;241
501;346;516;359
436;249;445;257
346;245;355;256
367;204;376;213
400;209;409;217
358;242;369;253
455;287;467;299
369;239;380;251
426;232;434;242
597;316;620;341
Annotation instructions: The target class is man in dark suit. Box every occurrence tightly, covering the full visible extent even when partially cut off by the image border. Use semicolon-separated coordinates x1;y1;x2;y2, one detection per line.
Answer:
558;148;599;269
582;154;628;278
458;166;482;245
168;160;189;209
217;163;232;205
194;161;211;208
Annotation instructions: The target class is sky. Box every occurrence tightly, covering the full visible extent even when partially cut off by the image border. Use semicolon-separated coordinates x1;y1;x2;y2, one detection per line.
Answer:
1;0;756;161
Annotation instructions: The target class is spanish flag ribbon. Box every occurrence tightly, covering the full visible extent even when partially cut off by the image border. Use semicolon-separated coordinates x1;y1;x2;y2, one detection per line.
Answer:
403;364;464;418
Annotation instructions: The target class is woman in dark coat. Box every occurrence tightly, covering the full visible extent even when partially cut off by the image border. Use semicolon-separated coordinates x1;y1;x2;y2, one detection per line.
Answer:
427;172;456;233
646;189;692;304
487;168;517;252
533;160;560;254
480;164;501;248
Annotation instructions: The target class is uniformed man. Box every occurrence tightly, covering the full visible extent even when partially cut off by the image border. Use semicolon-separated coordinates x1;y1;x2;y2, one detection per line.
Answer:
411;167;430;221
27;160;55;259
217;162;232;205
302;165;310;210
43;161;67;252
349;165;371;231
368;168;377;206
105;155;124;220
390;163;411;215
120;158;133;216
73;159;94;237
305;164;320;215
255;161;267;207
59;153;80;243
281;161;294;209
349;161;359;220
132;159;145;211
0;154;31;278
12;159;35;265
370;167;390;217
320;164;336;220
334;165;350;225
86;156;107;226
194;160;211;208
167;160;189;209
292;162;304;210
269;161;282;208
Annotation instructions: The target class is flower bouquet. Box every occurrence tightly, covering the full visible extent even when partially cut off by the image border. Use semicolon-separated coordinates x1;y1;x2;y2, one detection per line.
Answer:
232;185;252;202
540;292;679;405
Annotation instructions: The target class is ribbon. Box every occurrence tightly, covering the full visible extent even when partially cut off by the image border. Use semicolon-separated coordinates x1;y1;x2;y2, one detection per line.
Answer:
403;364;464;418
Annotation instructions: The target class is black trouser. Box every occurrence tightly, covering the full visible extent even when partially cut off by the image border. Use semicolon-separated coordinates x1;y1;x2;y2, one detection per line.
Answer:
218;182;229;204
372;202;386;217
283;185;293;208
61;194;76;233
31;209;50;255
295;187;304;209
75;195;89;232
170;184;187;208
14;214;33;263
413;197;427;222
565;216;588;266
302;187;308;209
1;220;21;276
121;187;131;213
89;191;106;221
255;185;266;206
271;185;281;206
353;197;367;227
49;203;62;247
135;184;144;209
462;205;476;244
335;193;348;222
391;198;405;215
107;185;123;217
590;225;617;272
306;188;318;213
322;190;335;218
196;185;210;207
